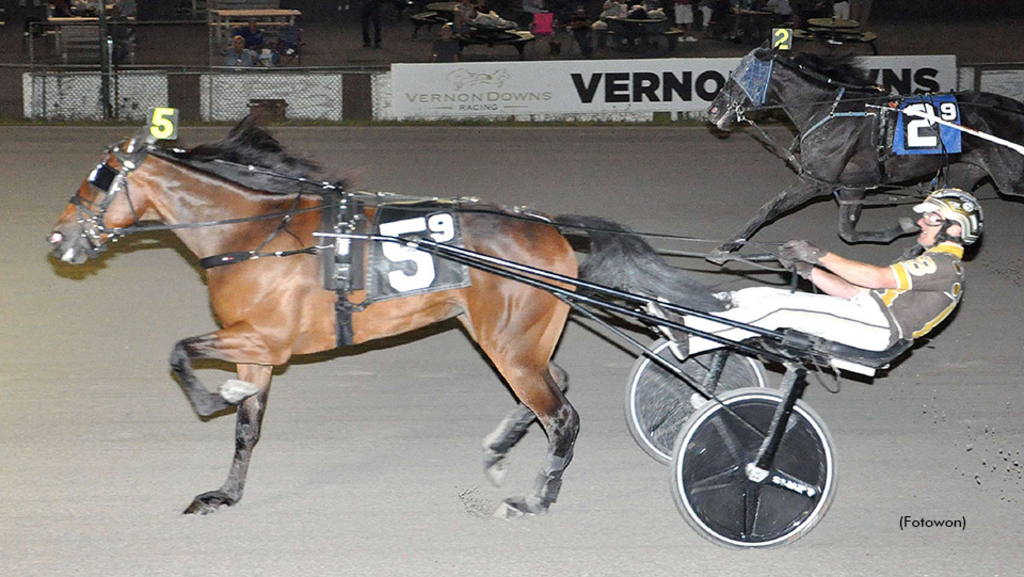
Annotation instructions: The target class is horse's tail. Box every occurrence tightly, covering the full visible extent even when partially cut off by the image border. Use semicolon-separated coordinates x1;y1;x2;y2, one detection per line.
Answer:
554;215;728;312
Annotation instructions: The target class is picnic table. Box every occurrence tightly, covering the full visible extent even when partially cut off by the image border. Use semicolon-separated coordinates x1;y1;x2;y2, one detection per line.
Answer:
798;17;878;54
411;3;453;38
457;21;535;59
732;8;777;44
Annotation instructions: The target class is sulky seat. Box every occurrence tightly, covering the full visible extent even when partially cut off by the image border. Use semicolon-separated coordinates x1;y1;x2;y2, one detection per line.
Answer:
779;329;913;376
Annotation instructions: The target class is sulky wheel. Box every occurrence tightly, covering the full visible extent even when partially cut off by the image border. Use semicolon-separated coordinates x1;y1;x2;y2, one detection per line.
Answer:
670;388;837;549
625;339;768;464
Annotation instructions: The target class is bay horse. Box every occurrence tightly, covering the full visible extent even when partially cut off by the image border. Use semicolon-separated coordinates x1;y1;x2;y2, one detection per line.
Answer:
47;119;724;517
706;47;1024;261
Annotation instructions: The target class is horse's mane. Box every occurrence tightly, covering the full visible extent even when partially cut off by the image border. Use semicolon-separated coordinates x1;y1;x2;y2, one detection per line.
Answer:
159;117;340;194
779;51;878;90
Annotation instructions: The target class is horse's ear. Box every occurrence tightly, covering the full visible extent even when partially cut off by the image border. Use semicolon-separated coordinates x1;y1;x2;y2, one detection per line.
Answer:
229;114;259;137
122;127;155;155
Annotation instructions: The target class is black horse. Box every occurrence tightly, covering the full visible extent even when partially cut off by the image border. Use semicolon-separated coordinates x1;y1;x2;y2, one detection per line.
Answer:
706;48;1024;260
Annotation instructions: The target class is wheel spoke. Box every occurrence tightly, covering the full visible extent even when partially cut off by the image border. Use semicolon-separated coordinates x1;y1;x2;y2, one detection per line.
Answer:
643;385;693;433
709;407;767;462
743;480;763;537
686;465;742;495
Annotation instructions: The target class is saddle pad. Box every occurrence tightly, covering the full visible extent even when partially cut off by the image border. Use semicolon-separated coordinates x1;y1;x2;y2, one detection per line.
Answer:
366;203;471;303
892;94;962;155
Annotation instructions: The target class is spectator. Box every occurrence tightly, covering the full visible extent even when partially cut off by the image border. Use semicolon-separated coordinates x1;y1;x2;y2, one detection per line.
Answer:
674;0;697;41
70;0;99;16
110;0;135;18
522;0;545;14
591;1;622;47
454;0;479;34
707;0;730;40
832;0;849;19
224;35;258;66
473;9;516;27
765;0;792;17
627;3;648;19
793;0;832;26
233;19;265;50
361;0;383;48
697;0;713;32
849;0;870;27
50;0;72;17
276;26;303;65
432;23;461;62
569;5;593;57
108;0;136;64
600;0;627;17
642;0;664;17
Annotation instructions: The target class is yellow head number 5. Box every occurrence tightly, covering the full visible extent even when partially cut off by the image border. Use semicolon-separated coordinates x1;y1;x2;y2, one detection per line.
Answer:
148;107;179;140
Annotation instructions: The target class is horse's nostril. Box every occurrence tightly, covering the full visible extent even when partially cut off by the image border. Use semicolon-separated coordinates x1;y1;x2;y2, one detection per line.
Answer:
48;231;64;246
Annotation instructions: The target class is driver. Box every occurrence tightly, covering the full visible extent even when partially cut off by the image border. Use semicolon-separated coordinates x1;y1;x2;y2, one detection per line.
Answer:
687;188;983;354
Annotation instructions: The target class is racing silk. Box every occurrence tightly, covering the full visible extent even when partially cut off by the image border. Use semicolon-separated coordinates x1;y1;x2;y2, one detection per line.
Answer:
871;242;965;341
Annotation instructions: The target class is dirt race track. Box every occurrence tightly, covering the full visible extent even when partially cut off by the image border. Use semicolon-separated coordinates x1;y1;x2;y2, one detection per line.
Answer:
2;125;1022;576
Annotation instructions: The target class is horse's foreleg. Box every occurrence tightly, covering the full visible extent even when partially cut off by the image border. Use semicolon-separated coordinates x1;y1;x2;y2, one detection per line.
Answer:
837;189;919;244
185;363;273;515
483;362;568;487
709;180;829;264
170;326;271;417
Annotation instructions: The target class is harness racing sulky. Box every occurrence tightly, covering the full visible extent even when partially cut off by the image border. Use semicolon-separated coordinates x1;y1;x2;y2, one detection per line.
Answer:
706;47;1024;262
47;116;969;549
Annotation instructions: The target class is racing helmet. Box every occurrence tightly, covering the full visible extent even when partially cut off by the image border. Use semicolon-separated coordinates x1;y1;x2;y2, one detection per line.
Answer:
912;188;984;245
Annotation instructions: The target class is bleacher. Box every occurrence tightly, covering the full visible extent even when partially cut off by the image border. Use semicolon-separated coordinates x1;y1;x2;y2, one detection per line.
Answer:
207;0;282;10
58;24;101;63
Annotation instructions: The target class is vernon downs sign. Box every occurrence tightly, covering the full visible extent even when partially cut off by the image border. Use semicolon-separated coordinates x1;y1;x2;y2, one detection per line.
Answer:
391;55;956;118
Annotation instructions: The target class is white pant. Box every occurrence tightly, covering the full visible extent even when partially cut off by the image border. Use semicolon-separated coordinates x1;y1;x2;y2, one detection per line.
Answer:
674;4;694;25
833;1;851;20
687;287;893;354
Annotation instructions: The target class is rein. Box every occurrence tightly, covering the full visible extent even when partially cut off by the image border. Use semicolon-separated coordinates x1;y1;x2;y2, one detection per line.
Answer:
79;137;794;273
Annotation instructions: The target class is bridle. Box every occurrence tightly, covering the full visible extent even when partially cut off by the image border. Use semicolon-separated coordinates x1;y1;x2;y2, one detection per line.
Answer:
716;51;894;189
68;135;153;256
63;134;359;269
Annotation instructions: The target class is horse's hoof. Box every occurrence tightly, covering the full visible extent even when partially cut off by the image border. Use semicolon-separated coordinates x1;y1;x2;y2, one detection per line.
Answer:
492;496;548;519
483;452;509;487
183;491;235;515
219;379;259;404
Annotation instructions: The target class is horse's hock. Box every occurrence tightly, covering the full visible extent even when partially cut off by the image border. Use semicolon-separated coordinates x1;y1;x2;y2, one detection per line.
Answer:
248;99;288;123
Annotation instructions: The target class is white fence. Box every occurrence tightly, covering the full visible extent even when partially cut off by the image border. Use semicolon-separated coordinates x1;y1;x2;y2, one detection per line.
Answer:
20;56;1024;122
198;72;343;121
22;71;168;121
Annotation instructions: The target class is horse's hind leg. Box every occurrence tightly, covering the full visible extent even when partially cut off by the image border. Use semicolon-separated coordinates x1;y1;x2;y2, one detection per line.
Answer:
483;362;568;487
837;188;919;244
489;358;579;518
463;276;578;516
184;363;273;514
